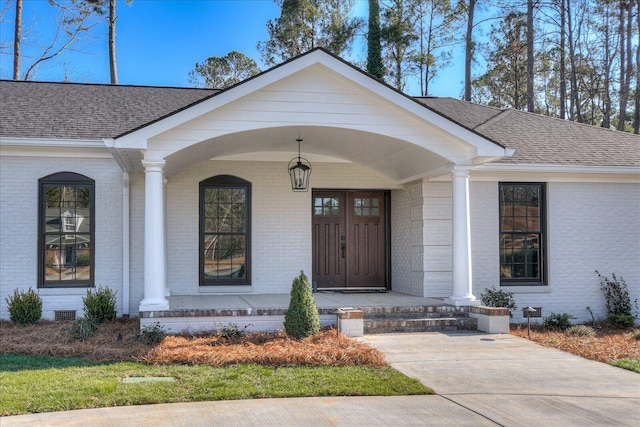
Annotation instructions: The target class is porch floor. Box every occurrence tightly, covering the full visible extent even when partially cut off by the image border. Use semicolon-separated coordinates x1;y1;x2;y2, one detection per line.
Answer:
166;291;447;312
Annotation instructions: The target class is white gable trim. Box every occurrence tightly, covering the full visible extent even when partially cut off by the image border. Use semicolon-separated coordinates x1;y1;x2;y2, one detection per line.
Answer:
114;50;509;162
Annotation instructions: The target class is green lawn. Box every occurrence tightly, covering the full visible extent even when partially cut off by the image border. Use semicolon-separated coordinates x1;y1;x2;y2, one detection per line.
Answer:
0;354;431;416
612;358;640;373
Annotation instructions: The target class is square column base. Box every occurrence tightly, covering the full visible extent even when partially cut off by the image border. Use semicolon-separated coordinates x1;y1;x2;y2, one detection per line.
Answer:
444;297;481;307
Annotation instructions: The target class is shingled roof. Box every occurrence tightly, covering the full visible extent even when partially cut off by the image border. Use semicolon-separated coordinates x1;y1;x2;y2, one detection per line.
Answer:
1;79;638;167
0;80;216;140
417;97;640;167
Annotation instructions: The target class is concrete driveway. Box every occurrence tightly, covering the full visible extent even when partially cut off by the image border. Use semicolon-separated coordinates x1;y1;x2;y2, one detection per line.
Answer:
362;332;640;426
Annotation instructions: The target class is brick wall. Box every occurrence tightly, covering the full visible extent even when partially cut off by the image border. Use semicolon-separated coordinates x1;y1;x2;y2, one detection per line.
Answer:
470;180;640;324
0;154;123;320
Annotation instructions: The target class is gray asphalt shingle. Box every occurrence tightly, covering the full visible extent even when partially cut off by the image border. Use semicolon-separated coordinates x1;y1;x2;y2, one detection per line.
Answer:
418;97;640;167
0;80;216;140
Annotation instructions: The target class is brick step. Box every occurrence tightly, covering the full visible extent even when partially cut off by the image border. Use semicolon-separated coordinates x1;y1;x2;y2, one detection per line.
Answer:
364;316;477;334
361;305;470;320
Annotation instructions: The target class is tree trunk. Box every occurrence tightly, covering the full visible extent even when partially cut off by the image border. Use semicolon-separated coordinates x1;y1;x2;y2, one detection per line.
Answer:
567;0;582;122
617;0;633;131
559;0;566;119
13;0;22;80
634;0;640;133
602;2;612;129
464;0;476;101
109;0;118;84
526;0;534;112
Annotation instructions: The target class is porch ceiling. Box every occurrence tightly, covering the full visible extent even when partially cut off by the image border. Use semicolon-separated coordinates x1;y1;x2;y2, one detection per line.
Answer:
163;126;452;182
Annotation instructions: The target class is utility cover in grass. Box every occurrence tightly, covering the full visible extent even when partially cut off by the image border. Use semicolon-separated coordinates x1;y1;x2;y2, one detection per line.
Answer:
121;377;176;383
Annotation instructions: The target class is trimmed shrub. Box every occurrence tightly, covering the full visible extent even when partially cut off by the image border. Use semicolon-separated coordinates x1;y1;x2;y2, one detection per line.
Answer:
480;286;517;311
567;325;594;337
83;286;117;324
284;270;321;339
5;288;43;325
543;312;573;330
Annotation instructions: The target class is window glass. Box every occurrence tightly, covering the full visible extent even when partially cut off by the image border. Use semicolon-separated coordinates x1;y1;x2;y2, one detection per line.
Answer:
353;197;380;216
200;176;250;285
40;173;94;287
499;183;545;284
314;197;340;216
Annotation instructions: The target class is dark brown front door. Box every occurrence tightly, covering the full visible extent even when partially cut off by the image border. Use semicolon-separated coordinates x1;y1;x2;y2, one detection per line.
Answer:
312;191;386;289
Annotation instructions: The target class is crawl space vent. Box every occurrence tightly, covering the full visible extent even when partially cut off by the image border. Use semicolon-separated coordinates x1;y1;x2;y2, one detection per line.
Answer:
54;310;77;321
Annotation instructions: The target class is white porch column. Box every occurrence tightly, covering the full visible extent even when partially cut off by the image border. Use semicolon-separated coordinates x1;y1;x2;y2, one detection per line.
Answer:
139;160;169;312
446;168;478;306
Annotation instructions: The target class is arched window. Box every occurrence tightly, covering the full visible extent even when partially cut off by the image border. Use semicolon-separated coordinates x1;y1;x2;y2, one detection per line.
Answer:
199;175;251;286
39;172;95;287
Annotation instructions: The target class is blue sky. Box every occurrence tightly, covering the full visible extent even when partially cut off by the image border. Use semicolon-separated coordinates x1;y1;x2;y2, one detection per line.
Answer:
1;0;468;97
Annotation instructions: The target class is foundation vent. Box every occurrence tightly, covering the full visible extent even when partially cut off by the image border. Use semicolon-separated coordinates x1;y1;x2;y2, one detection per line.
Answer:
54;310;77;321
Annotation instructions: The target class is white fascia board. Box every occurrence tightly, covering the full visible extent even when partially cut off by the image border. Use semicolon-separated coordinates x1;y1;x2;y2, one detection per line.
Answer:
475;163;640;175
0;136;105;148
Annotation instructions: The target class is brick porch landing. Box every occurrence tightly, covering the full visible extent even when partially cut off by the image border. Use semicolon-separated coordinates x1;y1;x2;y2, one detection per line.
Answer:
139;292;477;334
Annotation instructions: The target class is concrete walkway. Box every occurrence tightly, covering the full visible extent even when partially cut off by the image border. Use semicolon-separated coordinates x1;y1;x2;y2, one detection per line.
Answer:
3;333;639;426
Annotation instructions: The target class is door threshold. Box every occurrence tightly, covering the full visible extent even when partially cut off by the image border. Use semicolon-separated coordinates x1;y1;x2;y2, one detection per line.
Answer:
315;287;389;294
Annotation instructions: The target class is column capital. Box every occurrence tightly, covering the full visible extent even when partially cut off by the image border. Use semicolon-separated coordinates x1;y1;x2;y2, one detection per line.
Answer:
141;160;166;171
450;167;471;178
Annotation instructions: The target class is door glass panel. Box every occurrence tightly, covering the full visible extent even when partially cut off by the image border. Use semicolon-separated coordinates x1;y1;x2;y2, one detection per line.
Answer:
354;198;380;216
314;197;340;216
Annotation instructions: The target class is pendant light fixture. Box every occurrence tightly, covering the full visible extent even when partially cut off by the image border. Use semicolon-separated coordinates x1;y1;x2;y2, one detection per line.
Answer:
288;138;311;192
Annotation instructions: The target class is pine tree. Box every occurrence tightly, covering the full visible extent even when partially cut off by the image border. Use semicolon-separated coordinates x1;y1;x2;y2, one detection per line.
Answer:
366;0;384;79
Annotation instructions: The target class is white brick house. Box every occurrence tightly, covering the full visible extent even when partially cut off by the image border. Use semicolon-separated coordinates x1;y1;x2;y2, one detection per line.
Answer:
1;49;638;327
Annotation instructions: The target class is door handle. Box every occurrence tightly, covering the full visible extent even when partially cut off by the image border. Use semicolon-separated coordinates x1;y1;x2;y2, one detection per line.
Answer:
341;243;346;259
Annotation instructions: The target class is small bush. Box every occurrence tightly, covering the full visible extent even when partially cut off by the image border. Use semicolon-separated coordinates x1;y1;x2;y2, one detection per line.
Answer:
66;318;96;341
543;312;573;330
215;323;251;339
596;271;638;317
83;286;117;324
5;288;43;325
607;314;635;329
566;325;594;337
480;286;517;311
137;322;166;345
284;270;321;339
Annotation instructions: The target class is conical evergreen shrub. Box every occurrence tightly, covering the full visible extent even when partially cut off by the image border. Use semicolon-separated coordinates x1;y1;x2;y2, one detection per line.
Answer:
284;270;321;339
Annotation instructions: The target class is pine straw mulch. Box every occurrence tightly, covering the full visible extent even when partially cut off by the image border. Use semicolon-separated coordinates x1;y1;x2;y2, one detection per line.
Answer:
510;323;640;364
0;319;388;367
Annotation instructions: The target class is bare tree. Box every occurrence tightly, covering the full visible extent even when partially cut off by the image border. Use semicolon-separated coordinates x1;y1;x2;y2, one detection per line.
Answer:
15;0;100;81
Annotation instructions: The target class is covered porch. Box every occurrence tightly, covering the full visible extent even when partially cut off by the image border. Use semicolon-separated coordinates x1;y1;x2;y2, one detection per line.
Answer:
110;50;512;327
